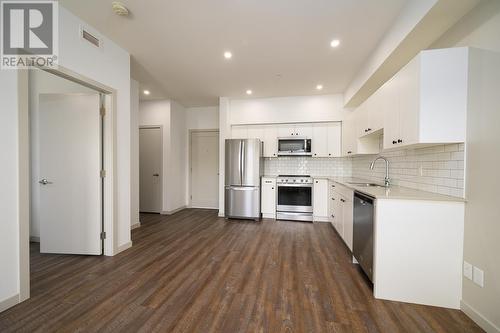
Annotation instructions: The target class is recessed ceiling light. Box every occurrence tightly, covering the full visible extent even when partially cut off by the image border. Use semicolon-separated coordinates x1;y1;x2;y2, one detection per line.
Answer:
246;90;252;95
316;84;323;90
143;90;150;95
330;39;340;48
224;51;232;59
112;2;129;16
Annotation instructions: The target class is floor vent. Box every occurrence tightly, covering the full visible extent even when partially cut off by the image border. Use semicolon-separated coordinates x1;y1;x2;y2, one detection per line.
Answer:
81;28;101;48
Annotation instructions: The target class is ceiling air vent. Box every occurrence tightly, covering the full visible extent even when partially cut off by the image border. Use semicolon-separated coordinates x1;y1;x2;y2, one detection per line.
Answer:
81;28;101;48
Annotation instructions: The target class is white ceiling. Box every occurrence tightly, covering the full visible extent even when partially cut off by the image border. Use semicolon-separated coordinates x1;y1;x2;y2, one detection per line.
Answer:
60;0;409;106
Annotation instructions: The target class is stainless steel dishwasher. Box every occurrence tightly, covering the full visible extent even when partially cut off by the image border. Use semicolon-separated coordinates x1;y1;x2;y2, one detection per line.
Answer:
353;191;374;282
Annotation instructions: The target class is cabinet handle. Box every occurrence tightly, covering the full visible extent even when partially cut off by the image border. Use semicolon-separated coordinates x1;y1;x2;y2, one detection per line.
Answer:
347;151;352;154
398;139;403;143
364;129;368;133
314;153;317;156
331;185;335;187
331;215;335;218
272;187;274;190
392;140;397;145
367;128;371;131
315;180;318;183
340;199;345;202
328;153;331;156
331;198;335;200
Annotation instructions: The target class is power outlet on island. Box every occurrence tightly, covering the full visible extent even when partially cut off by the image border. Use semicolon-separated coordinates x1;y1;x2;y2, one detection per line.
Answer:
463;261;473;280
473;267;484;288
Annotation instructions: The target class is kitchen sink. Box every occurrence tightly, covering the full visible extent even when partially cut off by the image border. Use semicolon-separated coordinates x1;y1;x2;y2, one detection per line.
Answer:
347;182;386;188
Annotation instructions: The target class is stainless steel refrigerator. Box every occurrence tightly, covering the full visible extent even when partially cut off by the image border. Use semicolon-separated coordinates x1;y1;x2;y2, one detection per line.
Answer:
225;139;262;220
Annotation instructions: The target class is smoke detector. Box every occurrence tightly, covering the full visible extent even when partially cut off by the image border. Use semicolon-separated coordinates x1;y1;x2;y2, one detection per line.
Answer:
112;2;129;16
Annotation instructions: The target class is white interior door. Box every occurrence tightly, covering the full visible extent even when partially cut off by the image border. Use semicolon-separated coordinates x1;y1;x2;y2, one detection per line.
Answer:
139;127;162;213
191;131;219;208
38;94;102;255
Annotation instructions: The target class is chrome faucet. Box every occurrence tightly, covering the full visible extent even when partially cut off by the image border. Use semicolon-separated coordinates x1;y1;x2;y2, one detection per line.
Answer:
370;156;391;187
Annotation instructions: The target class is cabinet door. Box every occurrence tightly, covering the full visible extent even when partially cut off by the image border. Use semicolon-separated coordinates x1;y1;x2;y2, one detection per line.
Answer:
398;57;420;147
333;192;344;238
278;125;295;137
295;124;313;138
356;103;369;137
261;178;276;215
247;125;265;141
342;113;357;156
341;195;353;251
313;179;329;218
327;122;342;157
263;125;278;157
382;77;400;149
312;123;328;157
368;89;384;132
232;125;248;139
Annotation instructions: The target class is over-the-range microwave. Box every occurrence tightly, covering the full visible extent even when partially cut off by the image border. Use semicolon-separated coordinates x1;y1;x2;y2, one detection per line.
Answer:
277;137;312;156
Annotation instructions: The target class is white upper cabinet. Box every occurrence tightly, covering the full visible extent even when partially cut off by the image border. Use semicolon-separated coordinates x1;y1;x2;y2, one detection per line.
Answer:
247;126;265;141
342;113;357;156
327;122;342;157
277;124;312;137
263;125;278;157
382;47;468;149
232;125;248;139
312;123;328;157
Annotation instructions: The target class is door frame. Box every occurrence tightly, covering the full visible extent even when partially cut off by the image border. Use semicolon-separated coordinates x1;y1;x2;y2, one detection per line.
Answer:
139;125;164;213
17;65;119;303
188;129;220;209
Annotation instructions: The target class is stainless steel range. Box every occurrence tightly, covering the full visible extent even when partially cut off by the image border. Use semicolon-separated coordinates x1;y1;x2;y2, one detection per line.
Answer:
276;175;313;222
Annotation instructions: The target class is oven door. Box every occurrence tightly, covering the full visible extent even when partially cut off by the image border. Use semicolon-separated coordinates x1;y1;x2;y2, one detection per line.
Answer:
277;184;313;213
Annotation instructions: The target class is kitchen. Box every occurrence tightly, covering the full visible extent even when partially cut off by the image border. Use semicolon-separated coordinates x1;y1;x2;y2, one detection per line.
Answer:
223;46;495;316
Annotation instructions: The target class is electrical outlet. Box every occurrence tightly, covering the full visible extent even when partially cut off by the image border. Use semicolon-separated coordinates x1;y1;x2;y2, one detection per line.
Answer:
473;267;484;287
463;261;473;280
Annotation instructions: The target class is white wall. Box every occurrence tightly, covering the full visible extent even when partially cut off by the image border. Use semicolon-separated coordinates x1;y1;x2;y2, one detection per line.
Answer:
0;5;131;311
169;101;188;212
229;94;345;125
130;80;140;227
0;71;20;309
57;6;131;247
431;1;500;331
186;106;219;130
139;100;188;213
28;69;96;239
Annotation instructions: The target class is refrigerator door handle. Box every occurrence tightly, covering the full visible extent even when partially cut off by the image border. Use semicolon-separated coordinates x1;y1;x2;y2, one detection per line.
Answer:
241;140;246;185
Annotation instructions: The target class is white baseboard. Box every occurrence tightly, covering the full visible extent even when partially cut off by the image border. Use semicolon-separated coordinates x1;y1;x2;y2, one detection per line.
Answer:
314;216;330;222
113;241;132;255
131;222;141;230
0;294;19;313
29;236;40;243
461;300;500;333
161;205;187;215
262;213;276;219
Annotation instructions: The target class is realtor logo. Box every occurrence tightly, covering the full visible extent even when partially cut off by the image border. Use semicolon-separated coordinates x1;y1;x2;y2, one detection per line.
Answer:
1;0;58;69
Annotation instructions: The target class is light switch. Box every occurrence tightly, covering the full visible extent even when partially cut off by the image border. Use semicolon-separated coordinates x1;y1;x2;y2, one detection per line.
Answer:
473;267;484;287
463;261;473;280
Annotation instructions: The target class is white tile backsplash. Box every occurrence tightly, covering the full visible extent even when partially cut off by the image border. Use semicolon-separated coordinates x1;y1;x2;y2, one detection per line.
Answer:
263;143;465;198
264;157;351;178
351;143;465;197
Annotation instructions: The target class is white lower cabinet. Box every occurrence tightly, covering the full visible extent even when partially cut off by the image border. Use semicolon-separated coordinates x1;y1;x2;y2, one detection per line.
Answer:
328;181;354;251
261;177;276;218
313;179;329;221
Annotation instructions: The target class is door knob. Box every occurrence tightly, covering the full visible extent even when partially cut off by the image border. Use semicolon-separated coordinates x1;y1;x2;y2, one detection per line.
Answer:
153;174;159;177
39;179;53;185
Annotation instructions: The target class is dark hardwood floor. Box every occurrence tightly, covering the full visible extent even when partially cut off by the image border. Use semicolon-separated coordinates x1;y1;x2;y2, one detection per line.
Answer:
0;209;482;332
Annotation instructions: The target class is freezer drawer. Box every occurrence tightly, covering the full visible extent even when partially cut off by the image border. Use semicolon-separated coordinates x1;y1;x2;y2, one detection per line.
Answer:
225;186;261;220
